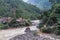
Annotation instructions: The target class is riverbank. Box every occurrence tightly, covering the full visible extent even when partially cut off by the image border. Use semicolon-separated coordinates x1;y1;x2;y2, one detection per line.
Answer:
0;28;25;40
0;27;60;40
0;26;38;40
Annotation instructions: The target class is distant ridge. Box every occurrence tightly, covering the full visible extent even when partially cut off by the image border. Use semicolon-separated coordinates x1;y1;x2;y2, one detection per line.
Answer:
28;0;52;11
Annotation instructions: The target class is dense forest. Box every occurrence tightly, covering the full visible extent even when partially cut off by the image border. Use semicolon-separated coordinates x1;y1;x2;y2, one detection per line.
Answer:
0;0;41;19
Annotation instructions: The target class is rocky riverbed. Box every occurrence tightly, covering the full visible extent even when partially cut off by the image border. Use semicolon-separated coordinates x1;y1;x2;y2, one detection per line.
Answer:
9;28;60;40
9;32;54;40
9;31;60;40
0;27;60;40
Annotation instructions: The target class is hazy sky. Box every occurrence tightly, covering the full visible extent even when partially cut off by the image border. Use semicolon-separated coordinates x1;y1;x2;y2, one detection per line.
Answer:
23;0;28;2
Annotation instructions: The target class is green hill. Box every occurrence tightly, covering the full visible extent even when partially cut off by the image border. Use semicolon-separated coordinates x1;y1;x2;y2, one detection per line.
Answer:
0;0;41;19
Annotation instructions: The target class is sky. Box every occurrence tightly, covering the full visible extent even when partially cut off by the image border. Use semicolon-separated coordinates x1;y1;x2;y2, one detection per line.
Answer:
23;0;28;2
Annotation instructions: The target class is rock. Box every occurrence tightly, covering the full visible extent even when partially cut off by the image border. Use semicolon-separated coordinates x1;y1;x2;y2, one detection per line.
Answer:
10;32;55;40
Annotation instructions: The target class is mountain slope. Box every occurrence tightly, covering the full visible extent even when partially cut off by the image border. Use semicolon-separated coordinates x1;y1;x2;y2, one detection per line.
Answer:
49;0;60;4
28;0;41;5
28;0;52;11
0;0;41;19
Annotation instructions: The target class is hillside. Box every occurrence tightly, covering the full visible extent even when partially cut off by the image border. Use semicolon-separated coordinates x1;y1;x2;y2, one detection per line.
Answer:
0;0;41;19
28;0;52;11
49;0;60;4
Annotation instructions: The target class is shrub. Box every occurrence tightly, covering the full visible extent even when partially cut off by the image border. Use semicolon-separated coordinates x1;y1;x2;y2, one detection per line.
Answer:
41;27;52;33
54;30;60;35
25;19;31;26
25;22;30;26
8;19;18;28
37;23;44;29
54;25;60;35
9;18;31;28
0;23;8;29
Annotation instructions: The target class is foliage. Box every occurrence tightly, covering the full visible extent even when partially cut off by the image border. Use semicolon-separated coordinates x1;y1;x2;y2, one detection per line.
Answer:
54;25;60;35
40;3;60;26
38;23;44;29
41;27;52;33
0;23;8;29
8;19;31;28
54;30;60;35
25;19;31;26
40;25;60;35
8;19;18;27
0;0;41;19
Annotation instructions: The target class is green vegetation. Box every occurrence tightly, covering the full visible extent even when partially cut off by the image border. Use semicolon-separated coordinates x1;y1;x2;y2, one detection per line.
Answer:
39;3;60;27
0;0;60;36
0;23;8;29
0;19;31;29
0;0;41;29
40;26;60;35
41;27;52;33
38;1;60;35
8;19;31;28
54;25;60;35
0;0;41;19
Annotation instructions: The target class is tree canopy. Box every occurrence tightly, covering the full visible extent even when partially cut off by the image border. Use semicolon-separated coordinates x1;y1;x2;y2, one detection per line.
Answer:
0;0;41;19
